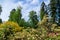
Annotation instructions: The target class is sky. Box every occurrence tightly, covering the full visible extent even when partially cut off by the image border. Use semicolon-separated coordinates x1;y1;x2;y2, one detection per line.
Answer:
0;0;50;21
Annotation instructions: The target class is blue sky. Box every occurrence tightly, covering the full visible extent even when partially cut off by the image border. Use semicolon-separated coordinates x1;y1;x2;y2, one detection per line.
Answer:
0;0;50;21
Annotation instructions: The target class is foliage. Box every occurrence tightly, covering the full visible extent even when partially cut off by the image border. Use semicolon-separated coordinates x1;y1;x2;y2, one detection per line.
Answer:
29;11;39;28
14;27;47;40
0;0;60;40
9;7;22;26
0;5;2;23
0;5;2;15
0;18;60;40
38;15;60;40
9;9;16;22
0;19;2;23
0;21;47;40
40;2;46;20
0;30;4;40
9;7;22;22
0;21;22;32
0;21;23;40
9;7;31;28
38;15;48;25
49;0;56;23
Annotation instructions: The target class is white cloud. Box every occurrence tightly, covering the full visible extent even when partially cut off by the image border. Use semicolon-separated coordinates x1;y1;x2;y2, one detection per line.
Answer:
44;0;50;5
26;0;32;3
31;0;39;5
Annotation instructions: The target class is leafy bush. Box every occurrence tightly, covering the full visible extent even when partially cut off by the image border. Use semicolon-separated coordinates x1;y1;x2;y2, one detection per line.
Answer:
0;21;23;40
0;19;60;40
0;21;23;32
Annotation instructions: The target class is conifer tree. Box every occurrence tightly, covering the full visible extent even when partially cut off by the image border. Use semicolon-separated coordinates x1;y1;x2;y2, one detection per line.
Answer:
49;0;56;23
40;2;46;21
29;11;38;28
0;5;2;23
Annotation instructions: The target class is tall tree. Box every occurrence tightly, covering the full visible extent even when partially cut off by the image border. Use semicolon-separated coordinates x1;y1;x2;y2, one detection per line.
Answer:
55;0;60;25
0;5;2;23
9;9;16;21
15;7;22;24
29;11;38;28
49;0;56;23
40;2;46;20
19;18;31;28
0;5;2;15
9;6;22;24
9;6;30;27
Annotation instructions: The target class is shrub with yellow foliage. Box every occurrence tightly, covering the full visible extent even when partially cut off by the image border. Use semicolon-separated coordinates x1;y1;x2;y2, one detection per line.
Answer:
0;21;23;40
0;21;23;32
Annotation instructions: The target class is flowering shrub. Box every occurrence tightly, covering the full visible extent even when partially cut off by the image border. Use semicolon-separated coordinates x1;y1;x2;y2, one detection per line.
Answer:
0;21;23;32
0;21;23;40
14;27;47;40
0;19;60;40
37;15;60;40
0;30;4;40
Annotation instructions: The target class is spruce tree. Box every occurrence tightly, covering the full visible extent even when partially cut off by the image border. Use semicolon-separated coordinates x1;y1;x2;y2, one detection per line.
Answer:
55;0;60;25
49;0;56;23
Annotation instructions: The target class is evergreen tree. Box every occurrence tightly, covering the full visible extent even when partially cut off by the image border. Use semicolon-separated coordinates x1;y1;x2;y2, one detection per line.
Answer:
29;11;38;28
0;5;2;14
55;0;60;25
0;5;2;23
40;2;46;21
49;0;56;23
